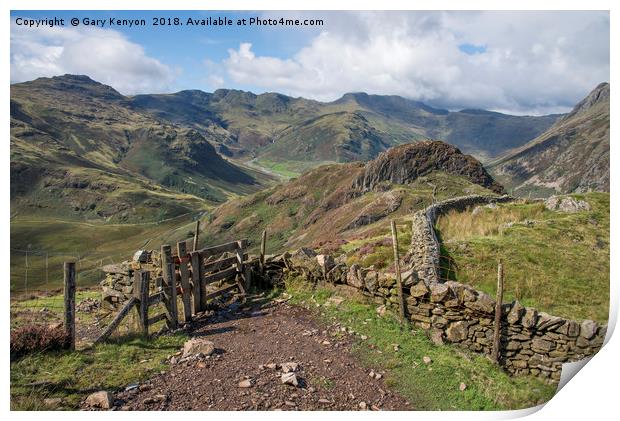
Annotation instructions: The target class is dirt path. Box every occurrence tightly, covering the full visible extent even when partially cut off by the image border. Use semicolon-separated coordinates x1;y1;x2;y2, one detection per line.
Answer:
115;297;412;411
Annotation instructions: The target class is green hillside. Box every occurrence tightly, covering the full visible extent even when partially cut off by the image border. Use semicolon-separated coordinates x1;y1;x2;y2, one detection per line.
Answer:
435;193;609;323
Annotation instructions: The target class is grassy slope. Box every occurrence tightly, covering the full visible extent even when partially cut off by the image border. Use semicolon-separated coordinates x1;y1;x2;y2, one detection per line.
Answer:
487;85;609;197
195;169;495;258
10;76;276;294
10;212;202;294
435;193;609;323
284;278;556;410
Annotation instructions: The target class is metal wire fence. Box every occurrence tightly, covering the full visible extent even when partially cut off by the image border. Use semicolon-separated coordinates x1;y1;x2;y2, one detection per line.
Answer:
10;248;138;346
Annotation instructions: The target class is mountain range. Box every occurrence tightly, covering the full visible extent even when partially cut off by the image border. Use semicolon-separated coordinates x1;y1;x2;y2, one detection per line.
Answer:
128;87;561;167
11;74;609;226
10;75;273;223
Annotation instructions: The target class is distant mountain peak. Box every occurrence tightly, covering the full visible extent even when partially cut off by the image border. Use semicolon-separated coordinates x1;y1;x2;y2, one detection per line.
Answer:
488;82;609;196
23;73;125;100
52;74;98;83
565;82;610;119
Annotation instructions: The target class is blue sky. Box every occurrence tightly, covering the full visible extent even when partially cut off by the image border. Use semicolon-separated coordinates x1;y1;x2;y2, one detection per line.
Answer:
10;10;610;115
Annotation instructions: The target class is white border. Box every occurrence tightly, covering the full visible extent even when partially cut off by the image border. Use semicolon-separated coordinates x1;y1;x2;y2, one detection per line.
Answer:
2;1;616;420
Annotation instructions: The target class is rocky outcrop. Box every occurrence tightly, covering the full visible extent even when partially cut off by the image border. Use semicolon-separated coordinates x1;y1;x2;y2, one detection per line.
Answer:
353;141;505;194
344;190;403;230
544;196;591;213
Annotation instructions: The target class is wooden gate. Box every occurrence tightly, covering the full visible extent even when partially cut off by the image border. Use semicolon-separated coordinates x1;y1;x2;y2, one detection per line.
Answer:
96;238;252;342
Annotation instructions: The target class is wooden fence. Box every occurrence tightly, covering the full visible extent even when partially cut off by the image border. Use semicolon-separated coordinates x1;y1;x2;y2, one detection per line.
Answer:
95;237;254;342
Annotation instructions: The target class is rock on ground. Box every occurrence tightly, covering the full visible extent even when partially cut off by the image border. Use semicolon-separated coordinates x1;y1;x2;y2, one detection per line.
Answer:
182;338;215;358
85;391;113;409
544;196;591;213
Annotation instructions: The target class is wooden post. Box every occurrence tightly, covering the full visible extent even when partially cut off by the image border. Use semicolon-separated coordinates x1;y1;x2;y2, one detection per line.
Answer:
236;240;248;293
133;271;150;337
63;262;76;351
390;221;406;324
260;230;267;274
192;220;200;252
177;241;192;322
491;259;505;363
190;251;204;313
161;245;178;329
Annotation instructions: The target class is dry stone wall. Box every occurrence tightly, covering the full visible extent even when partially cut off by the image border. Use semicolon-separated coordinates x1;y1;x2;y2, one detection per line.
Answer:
100;251;162;309
408;194;513;285
279;195;607;383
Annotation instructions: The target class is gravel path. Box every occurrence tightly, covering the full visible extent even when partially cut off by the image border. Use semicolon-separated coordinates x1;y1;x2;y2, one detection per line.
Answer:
115;297;412;411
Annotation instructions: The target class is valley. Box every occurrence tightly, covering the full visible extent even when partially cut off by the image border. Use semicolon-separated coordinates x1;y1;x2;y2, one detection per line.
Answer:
9;75;610;295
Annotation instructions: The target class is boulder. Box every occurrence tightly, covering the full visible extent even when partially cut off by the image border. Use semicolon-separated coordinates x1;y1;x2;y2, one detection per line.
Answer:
544;196;591;213
85;391;113;409
521;308;538;329
557;320;580;337
461;286;477;302
535;312;564;331
378;273;397;288
364;270;379;293
182;338;215;357
132;250;150;263
281;372;299;387
401;269;418;287
531;338;555;353
429;328;445;345
290;248;322;278
326;264;346;284
281;362;299;373
238;379;254;388
464;292;495;314
292;247;317;259
429;283;450;302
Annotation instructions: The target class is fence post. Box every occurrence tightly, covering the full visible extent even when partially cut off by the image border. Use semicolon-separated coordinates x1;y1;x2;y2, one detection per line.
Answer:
192;220;200;252
491;259;504;363
177;241;192;322
190;251;204;314
260;230;267;274
390;221;406;324
63;262;76;351
236;240;248;293
133;270;150;337
161;245;178;330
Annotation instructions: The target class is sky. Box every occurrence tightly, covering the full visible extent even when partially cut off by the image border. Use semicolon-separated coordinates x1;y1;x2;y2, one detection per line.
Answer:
10;10;610;115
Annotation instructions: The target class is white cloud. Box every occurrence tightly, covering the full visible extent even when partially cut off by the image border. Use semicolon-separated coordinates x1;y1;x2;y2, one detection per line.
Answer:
221;11;609;115
10;23;175;94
